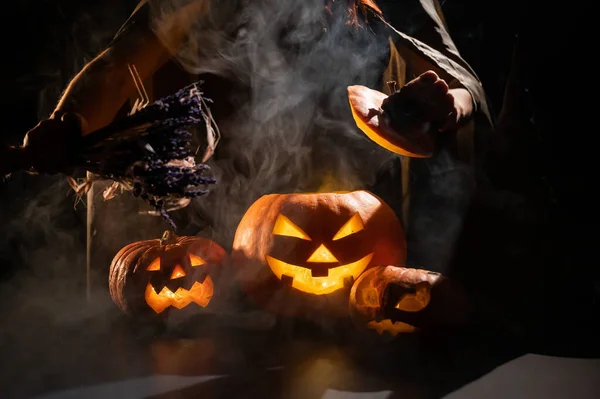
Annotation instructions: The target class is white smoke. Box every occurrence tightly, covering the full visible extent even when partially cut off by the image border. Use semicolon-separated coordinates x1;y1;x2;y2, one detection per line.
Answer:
147;0;395;248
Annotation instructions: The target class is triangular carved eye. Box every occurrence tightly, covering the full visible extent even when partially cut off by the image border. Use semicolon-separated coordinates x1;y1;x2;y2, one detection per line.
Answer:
272;215;311;241
189;254;206;267
147;257;161;271
332;213;364;241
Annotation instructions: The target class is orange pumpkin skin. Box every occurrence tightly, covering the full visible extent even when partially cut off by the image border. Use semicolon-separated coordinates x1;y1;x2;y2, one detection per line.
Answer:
349;265;469;338
232;190;406;318
347;85;434;158
109;231;227;321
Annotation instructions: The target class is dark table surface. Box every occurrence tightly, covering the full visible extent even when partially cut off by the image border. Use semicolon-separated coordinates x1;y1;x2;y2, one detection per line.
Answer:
1;289;598;399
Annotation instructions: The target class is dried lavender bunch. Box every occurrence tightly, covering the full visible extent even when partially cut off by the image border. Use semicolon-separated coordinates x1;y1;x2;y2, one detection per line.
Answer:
73;82;218;229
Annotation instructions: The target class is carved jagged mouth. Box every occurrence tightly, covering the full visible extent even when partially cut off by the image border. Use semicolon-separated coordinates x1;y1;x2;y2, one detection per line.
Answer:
367;320;418;336
366;287;431;336
265;253;374;295
144;279;214;314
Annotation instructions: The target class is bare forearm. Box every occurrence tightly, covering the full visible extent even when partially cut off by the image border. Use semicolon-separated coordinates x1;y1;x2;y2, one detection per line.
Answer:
50;1;209;134
52;35;171;134
449;88;473;125
52;52;140;133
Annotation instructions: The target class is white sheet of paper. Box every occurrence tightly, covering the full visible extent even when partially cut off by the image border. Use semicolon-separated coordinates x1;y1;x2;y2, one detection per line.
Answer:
443;354;600;399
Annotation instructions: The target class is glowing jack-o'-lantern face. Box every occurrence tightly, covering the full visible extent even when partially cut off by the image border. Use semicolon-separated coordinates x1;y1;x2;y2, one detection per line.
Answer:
232;190;406;316
349;265;468;338
360;279;432;335
266;212;374;295
109;231;227;320
144;251;214;314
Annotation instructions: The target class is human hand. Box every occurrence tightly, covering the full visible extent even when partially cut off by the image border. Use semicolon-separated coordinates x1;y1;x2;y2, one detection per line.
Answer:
381;70;463;135
21;112;86;175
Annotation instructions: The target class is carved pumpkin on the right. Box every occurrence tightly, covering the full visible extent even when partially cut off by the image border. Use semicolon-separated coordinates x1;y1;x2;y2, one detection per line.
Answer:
349;265;469;338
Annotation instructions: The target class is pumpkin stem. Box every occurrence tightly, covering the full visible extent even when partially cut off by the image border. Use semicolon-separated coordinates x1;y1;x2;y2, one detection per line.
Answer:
160;230;179;246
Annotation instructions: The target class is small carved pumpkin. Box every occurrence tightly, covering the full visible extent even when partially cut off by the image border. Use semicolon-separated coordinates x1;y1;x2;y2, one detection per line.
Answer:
349;265;468;337
109;231;227;320
232;190;406;317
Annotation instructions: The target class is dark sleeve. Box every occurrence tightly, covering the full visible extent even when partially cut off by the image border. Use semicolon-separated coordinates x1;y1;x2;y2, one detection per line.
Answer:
380;0;492;125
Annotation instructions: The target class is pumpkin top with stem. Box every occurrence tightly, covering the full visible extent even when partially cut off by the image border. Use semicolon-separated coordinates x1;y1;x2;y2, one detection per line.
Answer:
160;230;180;246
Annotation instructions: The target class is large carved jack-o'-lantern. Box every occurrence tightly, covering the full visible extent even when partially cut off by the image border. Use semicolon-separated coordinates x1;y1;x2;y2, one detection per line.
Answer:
232;190;406;317
349;266;469;338
109;231;227;321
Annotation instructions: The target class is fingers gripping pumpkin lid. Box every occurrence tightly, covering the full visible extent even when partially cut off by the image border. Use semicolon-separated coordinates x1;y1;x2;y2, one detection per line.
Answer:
347;85;434;158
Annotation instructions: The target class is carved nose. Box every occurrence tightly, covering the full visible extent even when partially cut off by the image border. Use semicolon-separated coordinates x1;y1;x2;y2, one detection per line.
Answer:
170;264;186;280
307;244;338;263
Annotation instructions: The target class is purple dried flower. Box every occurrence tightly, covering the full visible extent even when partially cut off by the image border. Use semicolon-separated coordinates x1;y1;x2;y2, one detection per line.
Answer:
74;81;217;229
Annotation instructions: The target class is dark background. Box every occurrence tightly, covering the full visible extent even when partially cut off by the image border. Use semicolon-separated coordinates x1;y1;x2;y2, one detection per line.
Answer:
1;1;598;398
